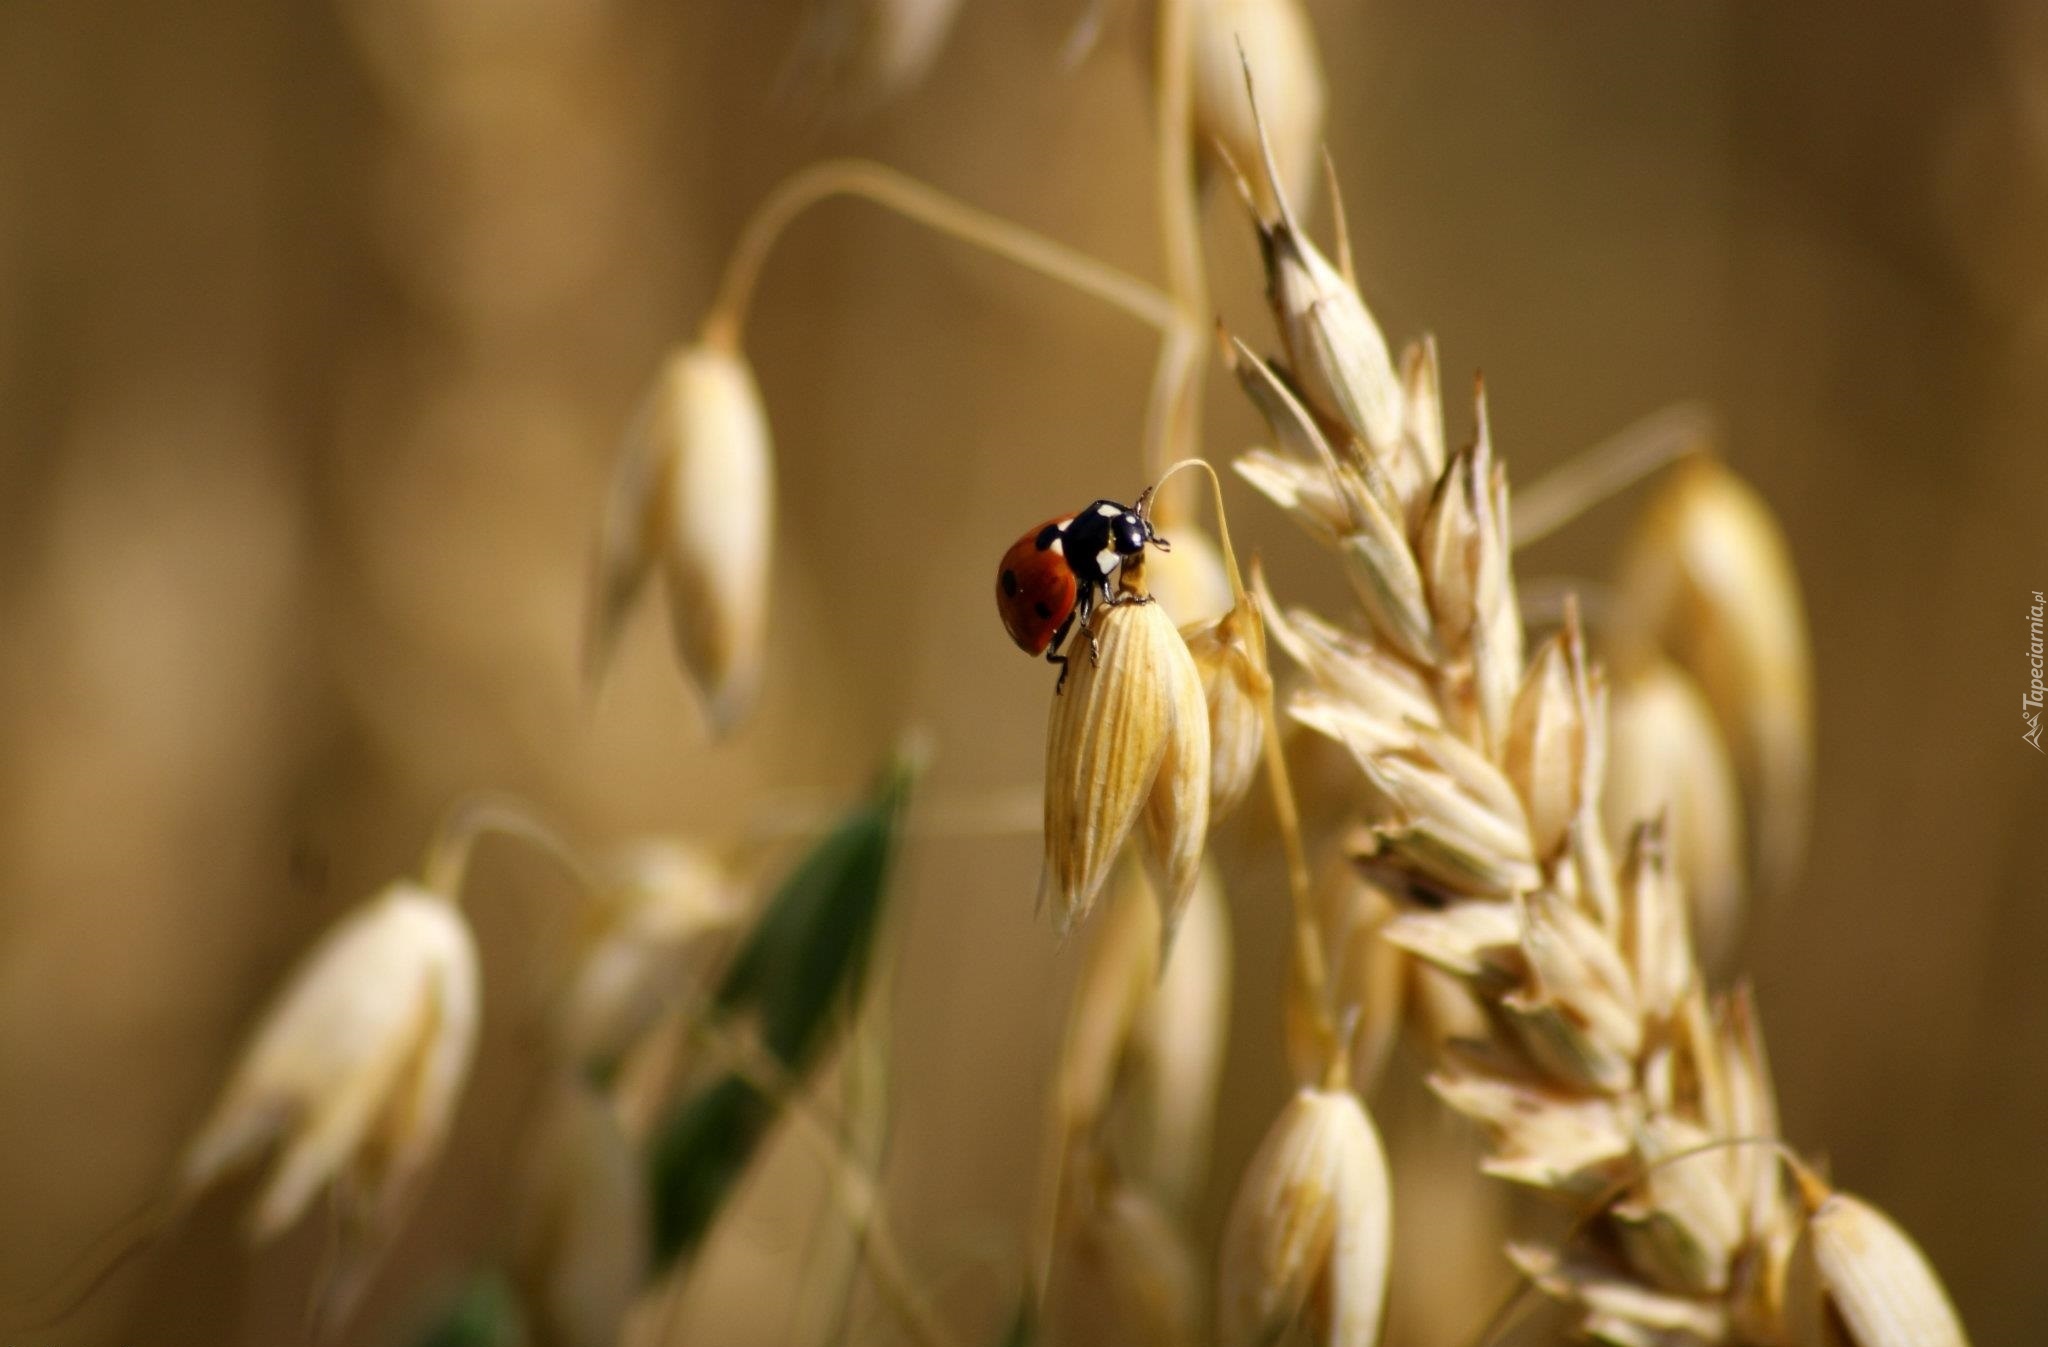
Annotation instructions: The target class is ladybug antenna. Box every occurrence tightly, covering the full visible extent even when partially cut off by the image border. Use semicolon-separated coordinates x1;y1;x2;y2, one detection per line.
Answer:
1132;485;1172;550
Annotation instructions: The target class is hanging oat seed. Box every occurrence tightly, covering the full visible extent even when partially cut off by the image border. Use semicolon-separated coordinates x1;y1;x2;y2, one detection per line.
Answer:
591;339;773;736
1185;0;1326;217
552;839;741;1073
1146;521;1235;627
1217;1087;1392;1347
1048;1169;1203;1347
1607;660;1747;970
1612;456;1813;896
1236;75;1406;467
1122;865;1232;1208
786;0;967;108
1181;598;1266;821
1043;591;1210;937
1785;1174;1971;1347
176;879;480;1325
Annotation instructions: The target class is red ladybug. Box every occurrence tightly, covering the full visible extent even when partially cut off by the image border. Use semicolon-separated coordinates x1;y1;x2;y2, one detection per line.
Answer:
996;492;1169;686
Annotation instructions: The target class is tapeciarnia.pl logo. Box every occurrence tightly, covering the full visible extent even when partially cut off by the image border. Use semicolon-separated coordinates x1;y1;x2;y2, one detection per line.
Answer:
2027;589;2045;752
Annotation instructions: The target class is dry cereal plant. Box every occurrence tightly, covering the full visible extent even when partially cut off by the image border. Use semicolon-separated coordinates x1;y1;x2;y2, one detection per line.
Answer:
7;4;2038;1347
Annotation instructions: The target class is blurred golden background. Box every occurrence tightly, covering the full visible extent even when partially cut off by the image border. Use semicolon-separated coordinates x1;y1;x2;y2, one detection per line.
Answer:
0;1;2043;1343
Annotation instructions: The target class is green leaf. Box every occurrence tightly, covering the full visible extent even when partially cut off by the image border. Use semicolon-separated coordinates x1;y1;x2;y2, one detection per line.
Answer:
715;753;913;1069
409;1269;525;1347
645;1072;775;1267
644;751;916;1273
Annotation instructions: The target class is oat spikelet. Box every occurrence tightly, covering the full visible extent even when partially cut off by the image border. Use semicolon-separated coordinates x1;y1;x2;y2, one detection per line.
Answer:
1606;659;1747;970
1784;1173;1970;1347
177;880;480;1328
591;340;773;735
552;839;741;1071
1042;596;1210;939
1039;868;1228;1323
1148;522;1235;627
788;0;966;108
1610;455;1814;897
178;882;479;1240
1217;1087;1392;1347
1048;1168;1203;1347
1184;0;1326;217
1181;599;1266;821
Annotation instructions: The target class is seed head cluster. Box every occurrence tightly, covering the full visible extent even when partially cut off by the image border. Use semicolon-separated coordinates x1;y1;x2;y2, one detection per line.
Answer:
1222;85;1966;1346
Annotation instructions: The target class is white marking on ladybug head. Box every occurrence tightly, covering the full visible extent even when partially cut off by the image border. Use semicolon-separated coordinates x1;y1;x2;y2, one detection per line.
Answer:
1096;503;1121;518
1096;547;1119;578
1049;537;1065;557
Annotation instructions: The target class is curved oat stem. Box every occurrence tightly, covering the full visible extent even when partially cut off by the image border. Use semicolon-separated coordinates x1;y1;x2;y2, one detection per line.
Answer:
1144;0;1210;486
702;159;1177;349
420;791;602;902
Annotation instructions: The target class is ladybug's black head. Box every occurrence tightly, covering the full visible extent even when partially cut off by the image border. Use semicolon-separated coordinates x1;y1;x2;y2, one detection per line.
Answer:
1108;506;1149;556
1080;498;1166;559
1126;486;1171;556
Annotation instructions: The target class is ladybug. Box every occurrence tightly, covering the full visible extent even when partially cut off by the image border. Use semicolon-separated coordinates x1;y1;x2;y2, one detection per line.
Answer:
996;491;1170;687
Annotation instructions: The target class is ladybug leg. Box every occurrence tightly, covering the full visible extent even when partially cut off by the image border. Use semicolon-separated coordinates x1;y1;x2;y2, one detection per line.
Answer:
1047;607;1080;694
1075;586;1103;670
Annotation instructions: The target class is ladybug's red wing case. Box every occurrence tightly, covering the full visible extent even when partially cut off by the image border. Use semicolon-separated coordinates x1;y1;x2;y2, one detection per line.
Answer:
995;521;1078;655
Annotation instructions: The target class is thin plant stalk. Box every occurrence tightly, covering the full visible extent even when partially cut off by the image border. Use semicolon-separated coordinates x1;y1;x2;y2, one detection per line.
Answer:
796;954;901;1347
691;1017;955;1347
1143;0;1211;490
420;791;603;901
1509;401;1714;549
700;159;1178;349
1151;455;1336;1066
0;1192;185;1335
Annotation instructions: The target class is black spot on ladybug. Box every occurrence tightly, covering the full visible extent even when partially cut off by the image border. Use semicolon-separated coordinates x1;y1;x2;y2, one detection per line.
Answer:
1001;569;1021;597
1036;523;1063;550
1034;601;1054;619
